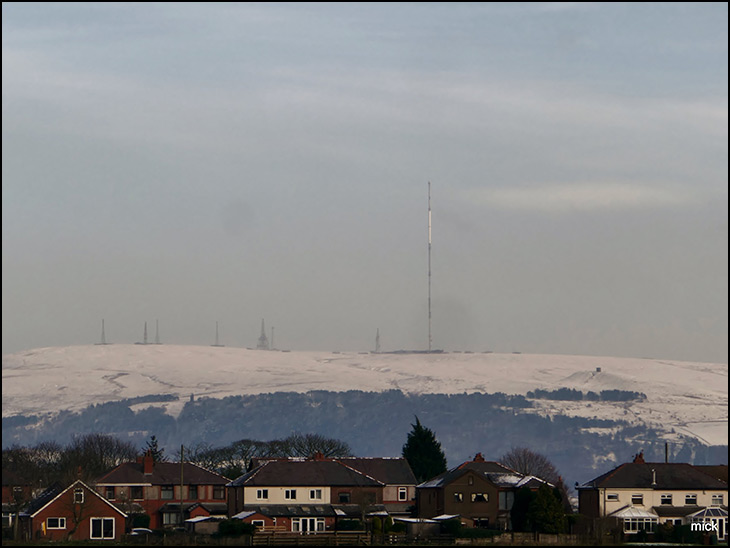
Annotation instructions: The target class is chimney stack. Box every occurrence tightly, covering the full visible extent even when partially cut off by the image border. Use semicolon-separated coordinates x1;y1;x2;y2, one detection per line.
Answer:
633;451;645;464
143;451;154;475
473;453;485;462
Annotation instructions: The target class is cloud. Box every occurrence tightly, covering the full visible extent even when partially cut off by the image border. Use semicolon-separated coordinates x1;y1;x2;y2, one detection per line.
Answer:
458;182;697;213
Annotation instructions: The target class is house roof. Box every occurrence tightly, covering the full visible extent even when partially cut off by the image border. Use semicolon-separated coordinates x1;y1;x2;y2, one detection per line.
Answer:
22;483;63;516
609;505;658;519
694;465;729;483
652;505;703;518
241;504;339;517
334;458;417;485
227;460;383;488
579;463;729;490
418;460;521;489
95;461;230;486
688;507;729;519
28;480;127;519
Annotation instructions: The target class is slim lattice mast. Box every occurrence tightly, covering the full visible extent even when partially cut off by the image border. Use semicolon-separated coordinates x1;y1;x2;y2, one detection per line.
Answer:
375;328;381;353
428;181;432;352
212;321;225;347
143;321;148;345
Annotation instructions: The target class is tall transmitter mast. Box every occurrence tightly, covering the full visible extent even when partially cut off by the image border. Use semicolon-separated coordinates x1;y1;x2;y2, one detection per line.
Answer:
428;181;432;352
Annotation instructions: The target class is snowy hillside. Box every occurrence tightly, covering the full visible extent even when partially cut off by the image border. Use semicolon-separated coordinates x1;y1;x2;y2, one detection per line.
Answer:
2;344;727;446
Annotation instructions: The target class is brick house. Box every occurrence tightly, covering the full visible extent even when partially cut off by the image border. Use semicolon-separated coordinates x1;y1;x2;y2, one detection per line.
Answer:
417;453;551;529
227;454;386;532
22;480;126;541
577;452;728;540
94;453;229;529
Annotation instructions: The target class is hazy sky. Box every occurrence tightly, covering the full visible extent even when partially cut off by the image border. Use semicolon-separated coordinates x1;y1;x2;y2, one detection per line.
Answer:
2;3;727;363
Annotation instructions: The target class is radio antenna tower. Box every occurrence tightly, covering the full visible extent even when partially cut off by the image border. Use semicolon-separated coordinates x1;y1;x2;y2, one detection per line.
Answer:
143;321;148;345
257;318;270;350
428;181;432;352
96;319;110;345
212;321;225;347
375;328;381;353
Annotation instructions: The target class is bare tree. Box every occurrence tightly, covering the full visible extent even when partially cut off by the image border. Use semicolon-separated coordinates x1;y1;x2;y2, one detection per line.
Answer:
499;447;572;512
285;433;352;458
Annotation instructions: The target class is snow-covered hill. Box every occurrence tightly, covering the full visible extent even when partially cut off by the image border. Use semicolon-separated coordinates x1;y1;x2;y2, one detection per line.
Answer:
2;344;727;446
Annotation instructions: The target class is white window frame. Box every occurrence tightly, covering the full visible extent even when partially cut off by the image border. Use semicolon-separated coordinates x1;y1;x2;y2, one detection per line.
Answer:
90;517;115;539
285;489;297;500
257;489;269;500
46;517;66;530
398;487;408;501
73;488;84;504
252;520;265;528
631;493;643;505
292;517;325;532
685;494;698;505
711;494;724;506
660;494;672;505
161;485;174;500
606;493;619;501
309;488;322;500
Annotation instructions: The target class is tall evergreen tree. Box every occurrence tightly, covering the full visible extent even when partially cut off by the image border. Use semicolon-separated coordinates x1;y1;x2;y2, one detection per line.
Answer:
143;435;167;462
401;416;447;482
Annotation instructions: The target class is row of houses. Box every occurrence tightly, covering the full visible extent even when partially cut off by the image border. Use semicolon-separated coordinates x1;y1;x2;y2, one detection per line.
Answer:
3;450;728;542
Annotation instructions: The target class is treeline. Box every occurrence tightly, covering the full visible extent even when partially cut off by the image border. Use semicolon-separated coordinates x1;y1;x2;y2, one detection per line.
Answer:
526;388;647;402
2;432;352;494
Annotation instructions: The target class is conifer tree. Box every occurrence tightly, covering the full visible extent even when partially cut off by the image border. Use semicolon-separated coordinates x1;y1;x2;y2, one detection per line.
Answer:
401;416;447;482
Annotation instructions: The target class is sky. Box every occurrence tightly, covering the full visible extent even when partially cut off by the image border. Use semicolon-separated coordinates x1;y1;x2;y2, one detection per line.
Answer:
2;3;728;363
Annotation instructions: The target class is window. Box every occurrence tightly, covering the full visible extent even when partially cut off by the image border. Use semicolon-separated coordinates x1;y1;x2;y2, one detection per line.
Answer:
161;486;174;500
606;493;619;501
292;518;325;532
46;517;66;529
285;489;297;500
685;494;698;505
453;492;463;503
74;488;84;504
468;475;474;485
398;487;408;501
660;494;673;505
252;520;265;528
631;494;643;505
471;493;488;503
623;518;656;533
105;487;115;500
90;517;115;539
257;489;269;500
213;486;225;500
339;492;350;503
162;513;180;526
131;486;144;500
309;489;322;500
711;494;724;506
499;491;515;511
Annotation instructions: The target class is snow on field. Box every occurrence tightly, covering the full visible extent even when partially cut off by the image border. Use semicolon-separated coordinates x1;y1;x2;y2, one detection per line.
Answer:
2;344;727;445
